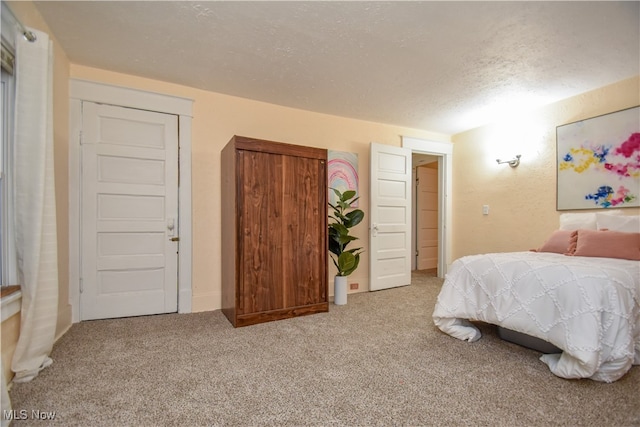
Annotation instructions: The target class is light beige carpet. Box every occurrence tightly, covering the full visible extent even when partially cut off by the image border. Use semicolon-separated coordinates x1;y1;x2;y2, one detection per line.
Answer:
8;271;640;426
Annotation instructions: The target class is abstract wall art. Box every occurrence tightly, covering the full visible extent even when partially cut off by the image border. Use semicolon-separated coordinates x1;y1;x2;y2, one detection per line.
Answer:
556;106;640;210
328;150;359;207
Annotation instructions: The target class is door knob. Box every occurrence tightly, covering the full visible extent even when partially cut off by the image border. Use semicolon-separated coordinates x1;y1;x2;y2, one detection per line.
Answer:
167;218;175;237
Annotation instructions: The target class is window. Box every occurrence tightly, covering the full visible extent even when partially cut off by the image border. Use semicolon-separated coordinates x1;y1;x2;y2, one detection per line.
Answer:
1;16;18;287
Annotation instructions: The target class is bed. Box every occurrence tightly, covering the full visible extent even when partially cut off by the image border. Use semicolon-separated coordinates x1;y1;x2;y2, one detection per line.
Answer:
432;214;640;383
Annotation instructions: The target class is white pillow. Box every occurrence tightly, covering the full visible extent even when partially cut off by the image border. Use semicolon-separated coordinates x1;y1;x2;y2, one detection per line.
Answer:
559;213;597;230
559;210;623;231
596;214;640;233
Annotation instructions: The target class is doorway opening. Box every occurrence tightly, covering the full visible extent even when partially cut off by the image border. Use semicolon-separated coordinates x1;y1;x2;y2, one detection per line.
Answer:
412;154;439;275
402;136;453;279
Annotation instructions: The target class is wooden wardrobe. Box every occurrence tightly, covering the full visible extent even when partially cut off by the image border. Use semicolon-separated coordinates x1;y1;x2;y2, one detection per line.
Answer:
221;136;328;327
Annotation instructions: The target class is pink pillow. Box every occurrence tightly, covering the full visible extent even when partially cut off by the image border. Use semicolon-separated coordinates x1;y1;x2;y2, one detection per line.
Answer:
567;229;640;260
567;231;578;254
536;230;573;254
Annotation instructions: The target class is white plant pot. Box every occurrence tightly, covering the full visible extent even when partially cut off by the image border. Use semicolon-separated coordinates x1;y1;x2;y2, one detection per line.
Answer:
334;275;348;305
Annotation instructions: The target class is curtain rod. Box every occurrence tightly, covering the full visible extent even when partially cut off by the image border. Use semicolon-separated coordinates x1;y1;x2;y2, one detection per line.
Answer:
3;3;37;43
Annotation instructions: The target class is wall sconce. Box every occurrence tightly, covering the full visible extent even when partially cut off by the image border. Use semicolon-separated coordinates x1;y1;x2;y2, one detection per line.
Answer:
496;154;521;168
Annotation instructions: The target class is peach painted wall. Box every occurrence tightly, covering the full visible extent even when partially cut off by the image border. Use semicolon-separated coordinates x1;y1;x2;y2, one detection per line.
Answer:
451;76;640;260
6;2;72;340
69;64;450;312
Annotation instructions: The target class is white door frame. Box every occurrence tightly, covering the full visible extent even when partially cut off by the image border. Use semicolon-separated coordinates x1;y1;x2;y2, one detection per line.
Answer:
402;136;453;277
69;79;194;322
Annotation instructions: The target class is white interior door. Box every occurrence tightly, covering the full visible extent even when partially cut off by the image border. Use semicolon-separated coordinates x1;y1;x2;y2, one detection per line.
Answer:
416;166;438;270
80;102;178;320
370;142;412;291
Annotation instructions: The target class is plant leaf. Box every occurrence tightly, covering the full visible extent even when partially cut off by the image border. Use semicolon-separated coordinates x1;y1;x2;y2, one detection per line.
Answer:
345;210;364;227
337;252;356;275
329;223;349;235
341;190;356;202
341;253;360;276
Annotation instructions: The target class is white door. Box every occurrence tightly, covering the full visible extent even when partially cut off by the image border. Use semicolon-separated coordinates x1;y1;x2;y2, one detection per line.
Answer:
80;102;178;320
416;166;438;270
370;142;412;291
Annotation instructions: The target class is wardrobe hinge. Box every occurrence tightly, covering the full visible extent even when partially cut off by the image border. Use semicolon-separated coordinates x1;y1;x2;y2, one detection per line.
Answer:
79;131;83;145
79;278;83;294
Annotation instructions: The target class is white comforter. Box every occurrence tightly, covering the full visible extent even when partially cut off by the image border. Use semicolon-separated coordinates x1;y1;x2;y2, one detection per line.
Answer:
432;251;640;382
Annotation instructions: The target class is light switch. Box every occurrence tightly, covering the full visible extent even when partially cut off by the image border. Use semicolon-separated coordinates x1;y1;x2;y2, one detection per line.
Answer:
482;205;489;215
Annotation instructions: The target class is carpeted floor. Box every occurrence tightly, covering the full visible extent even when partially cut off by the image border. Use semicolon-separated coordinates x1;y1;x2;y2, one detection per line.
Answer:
7;271;640;426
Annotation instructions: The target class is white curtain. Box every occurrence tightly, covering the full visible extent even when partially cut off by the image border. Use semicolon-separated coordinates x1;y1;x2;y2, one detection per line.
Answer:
11;27;58;383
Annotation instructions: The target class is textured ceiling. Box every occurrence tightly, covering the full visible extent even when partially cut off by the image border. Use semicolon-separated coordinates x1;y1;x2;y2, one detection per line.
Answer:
33;1;640;135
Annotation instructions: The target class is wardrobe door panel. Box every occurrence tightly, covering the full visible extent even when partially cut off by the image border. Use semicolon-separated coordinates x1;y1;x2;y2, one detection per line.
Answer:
238;150;284;315
282;156;326;307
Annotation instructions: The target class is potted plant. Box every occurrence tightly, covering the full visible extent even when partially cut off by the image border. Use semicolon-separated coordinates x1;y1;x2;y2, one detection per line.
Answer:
328;188;364;305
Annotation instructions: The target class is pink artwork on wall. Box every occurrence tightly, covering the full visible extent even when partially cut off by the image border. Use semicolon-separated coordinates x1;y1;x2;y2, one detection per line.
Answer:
328;150;359;207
